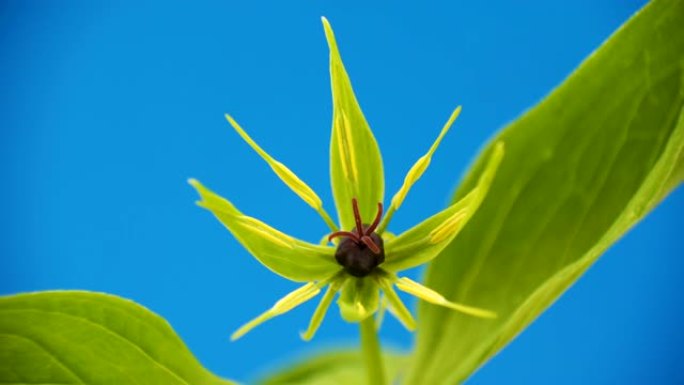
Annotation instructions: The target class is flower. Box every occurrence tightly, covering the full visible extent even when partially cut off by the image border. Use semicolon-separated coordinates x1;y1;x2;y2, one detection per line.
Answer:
189;17;504;341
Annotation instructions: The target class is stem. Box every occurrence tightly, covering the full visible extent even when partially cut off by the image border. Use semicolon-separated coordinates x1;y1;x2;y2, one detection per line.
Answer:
360;316;387;385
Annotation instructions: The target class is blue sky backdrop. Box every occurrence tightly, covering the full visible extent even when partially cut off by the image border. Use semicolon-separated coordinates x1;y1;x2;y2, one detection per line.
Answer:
2;1;682;383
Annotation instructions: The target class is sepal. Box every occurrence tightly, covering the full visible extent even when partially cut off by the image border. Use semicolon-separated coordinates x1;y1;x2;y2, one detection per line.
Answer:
189;179;340;282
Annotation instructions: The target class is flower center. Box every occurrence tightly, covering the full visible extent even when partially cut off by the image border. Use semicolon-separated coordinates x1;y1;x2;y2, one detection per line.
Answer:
328;198;385;277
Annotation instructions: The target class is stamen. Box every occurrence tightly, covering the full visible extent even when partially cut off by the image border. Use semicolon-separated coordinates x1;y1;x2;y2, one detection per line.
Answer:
351;198;364;238
364;202;383;235
328;231;360;242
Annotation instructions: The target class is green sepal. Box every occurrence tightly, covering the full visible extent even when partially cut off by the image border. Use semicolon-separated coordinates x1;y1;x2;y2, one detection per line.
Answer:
301;275;346;341
337;276;380;322
376;273;416;331
382;143;504;272
189;179;340;282
322;17;384;230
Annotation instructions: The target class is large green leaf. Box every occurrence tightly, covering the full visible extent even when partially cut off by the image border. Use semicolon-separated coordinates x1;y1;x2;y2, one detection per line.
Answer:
406;1;684;384
0;291;236;385
257;350;407;385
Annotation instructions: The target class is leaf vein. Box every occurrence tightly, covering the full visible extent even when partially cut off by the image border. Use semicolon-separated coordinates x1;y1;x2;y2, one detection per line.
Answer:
0;309;192;385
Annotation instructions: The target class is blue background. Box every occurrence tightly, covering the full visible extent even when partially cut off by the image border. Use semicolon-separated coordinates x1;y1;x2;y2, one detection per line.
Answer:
2;1;682;383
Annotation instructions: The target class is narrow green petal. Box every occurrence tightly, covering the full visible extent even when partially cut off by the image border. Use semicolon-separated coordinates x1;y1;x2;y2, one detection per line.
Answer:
225;114;338;231
337;276;380;322
382;143;504;272
189;179;340;282
395;277;496;319
322;17;384;229
231;282;321;341
376;275;416;331
379;107;462;233
375;295;388;330
301;276;346;341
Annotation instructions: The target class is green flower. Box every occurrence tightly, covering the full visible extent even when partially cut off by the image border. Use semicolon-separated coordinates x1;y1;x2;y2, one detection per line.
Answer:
190;17;504;341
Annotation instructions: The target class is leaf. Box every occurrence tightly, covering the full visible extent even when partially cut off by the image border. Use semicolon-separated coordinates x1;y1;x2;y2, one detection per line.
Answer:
0;291;237;385
257;350;407;385
189;179;340;282
322;17;385;230
382;143;503;273
407;1;684;384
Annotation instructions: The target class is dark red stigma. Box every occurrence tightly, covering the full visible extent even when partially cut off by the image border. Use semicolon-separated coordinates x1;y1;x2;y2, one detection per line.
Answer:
329;198;385;277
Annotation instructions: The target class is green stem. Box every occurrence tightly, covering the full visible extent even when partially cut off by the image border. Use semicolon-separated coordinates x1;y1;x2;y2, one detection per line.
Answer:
360;316;386;385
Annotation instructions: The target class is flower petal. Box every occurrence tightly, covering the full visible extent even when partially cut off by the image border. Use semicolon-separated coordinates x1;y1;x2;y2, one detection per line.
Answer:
379;106;462;233
375;295;388;330
382;143;504;272
231;282;321;341
301;275;346;341
322;17;384;229
225;114;338;231
337;276;379;322
395;277;496;319
376;274;416;330
189;179;340;282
